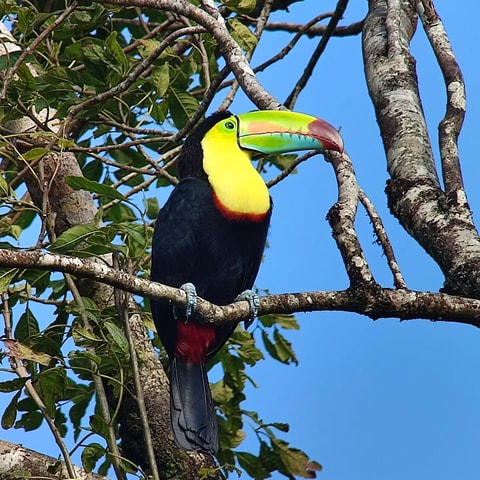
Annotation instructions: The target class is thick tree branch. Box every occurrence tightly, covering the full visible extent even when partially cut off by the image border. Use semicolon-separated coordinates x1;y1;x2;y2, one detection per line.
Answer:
325;150;376;287
1;248;480;327
265;19;363;37
0;439;109;480
416;0;468;209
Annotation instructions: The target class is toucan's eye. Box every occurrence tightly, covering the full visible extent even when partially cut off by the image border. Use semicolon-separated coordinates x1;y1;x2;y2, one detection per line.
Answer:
224;121;235;130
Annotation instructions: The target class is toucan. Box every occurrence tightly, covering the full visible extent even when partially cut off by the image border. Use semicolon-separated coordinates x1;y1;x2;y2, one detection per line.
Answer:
150;110;344;455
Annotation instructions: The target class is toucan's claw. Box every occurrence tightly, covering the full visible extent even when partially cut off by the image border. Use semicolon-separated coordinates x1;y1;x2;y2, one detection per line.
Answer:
174;282;197;322
235;289;260;329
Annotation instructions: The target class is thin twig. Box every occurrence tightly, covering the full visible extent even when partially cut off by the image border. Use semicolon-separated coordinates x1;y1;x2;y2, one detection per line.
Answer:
358;189;407;289
251;20;363;38
285;0;349;109
266;151;318;188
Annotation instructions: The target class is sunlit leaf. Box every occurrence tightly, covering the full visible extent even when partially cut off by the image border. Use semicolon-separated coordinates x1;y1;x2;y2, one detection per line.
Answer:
48;224;100;253
0;268;17;294
221;0;256;13
22;147;49;161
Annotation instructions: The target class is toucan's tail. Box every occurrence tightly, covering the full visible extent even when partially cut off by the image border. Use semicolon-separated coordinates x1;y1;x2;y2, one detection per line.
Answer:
169;356;218;455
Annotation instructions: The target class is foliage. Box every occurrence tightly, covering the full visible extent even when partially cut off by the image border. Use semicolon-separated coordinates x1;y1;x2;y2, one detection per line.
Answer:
0;1;321;478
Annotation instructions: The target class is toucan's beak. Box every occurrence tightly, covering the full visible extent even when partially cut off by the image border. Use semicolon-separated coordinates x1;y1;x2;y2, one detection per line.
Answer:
236;110;344;155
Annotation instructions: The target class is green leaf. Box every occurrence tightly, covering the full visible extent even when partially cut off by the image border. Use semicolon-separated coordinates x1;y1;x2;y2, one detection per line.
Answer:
15;409;43;431
48;224;100;253
272;438;322;478
237;451;270;479
151;63;170;98
69;384;94;441
2;390;22;429
0;377;27;393
89;414;110;439
230;329;264;366
71;326;102;348
138;39;161;58
228;18;257;51
0;268;18;294
211;380;234;404
104;321;129;356
81;442;105;473
66;176;127;200
0;174;10;196
272;313;299;330
144;197;160;219
17;63;36;90
103;202;136;223
105;31;128;72
273;328;298;365
14;308;39;343
221;0;256;13
22;147;49;161
36;368;67;417
168;90;199;129
261;329;278;360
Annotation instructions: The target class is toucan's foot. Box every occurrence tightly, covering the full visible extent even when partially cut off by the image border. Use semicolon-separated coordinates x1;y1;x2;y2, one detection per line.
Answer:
174;282;197;322
235;289;260;329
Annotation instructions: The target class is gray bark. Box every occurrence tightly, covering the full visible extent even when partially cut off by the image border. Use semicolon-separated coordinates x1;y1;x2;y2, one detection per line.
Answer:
362;0;480;298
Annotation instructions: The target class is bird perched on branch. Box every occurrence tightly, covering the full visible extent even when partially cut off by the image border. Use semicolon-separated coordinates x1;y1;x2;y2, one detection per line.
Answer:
150;109;343;455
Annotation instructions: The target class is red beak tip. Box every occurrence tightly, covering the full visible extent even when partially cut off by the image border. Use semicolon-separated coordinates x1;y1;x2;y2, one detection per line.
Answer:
309;119;344;153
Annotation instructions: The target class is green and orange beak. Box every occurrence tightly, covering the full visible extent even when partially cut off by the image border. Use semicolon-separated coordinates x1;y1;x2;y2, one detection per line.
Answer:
236;110;344;155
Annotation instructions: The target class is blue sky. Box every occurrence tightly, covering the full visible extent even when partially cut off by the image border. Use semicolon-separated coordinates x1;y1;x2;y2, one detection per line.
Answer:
2;1;480;479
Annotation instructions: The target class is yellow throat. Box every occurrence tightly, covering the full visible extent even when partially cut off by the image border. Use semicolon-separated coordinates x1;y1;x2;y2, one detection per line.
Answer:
201;124;270;219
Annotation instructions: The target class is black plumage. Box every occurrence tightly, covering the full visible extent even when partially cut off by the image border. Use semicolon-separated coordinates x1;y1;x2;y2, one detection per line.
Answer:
151;112;271;454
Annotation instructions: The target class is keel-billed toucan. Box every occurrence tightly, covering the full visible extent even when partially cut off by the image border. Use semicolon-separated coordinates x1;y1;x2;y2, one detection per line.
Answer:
151;110;343;455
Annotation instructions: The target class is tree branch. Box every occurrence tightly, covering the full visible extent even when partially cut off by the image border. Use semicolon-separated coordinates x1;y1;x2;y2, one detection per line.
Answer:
362;0;480;298
94;0;285;110
1;248;480;327
262;20;363;38
0;439;109;480
416;0;468;209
